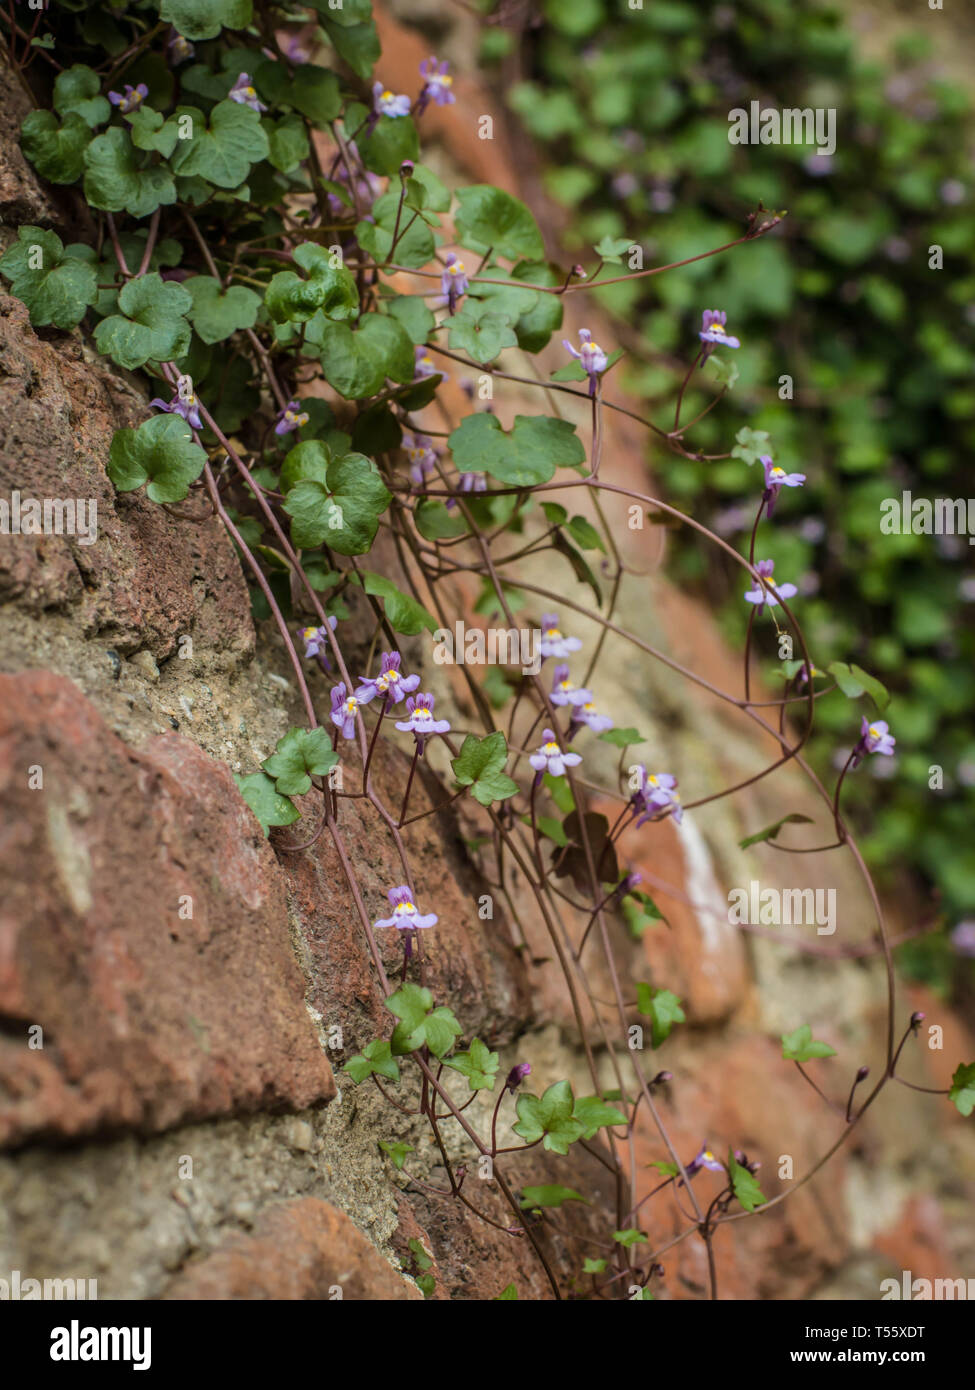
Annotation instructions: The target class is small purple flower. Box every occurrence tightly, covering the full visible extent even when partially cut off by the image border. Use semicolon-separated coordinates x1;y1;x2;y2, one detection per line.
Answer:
685;1145;724;1177
445;472;486;510
950;921;975;958
504;1062;531;1092
228;73;267;113
743;559;798;611
529;730;582;779
300;616;338;664
149;374;202;431
573;700;614;734
108;83;149;116
539;614;582;661
167;31;194;65
373;884;438;931
418;57;455;112
633;769;683;827
761;455;806;516
395;692;451;750
403;432;437;485
373;82;411;118
355;651;420;708
330;682;360;741
852;716;896;768
550;663;593;708
699;309;740;358
414;345;441;380
563;328;608;397
441;256;468;313
275;400;310;436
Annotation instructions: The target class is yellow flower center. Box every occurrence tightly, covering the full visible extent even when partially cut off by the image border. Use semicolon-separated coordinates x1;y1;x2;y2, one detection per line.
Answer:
582;341;602;355
770;466;785;478
382;90;393;101
544;627;562;638
448;260;465;275
415;708;432;720
583;702;596;712
869;726;880;739
345;697;358;713
703;1150;715;1162
543;741;560;755
394;900;417;915
559;680;572;691
302;627;317;641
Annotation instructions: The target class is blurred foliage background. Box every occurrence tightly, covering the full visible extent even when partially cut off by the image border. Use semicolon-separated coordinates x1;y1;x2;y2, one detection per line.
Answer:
475;0;975;994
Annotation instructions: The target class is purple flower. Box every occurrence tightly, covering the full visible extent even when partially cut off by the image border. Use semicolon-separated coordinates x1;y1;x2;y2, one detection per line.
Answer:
373;82;411;118
300;616;338;663
550;663;593;708
699;309;740;357
573;700;614;733
852;716;896;768
504;1062;531;1092
275;400;310;436
395;692;451;750
167;31;194;65
355;651;420;708
330;682;360;741
563;328;608;397
445;472;486;510
108;83;149;116
440;256;468;313
950;921;975;958
743;559;798;611
539;614;582;660
228;73;267;113
149;374;202;431
373;884;438;931
761;455;806;516
418;57;455;112
633;769;683;827
414;345;441;380
685;1146;724;1177
529;730;582;779
403;432;437;485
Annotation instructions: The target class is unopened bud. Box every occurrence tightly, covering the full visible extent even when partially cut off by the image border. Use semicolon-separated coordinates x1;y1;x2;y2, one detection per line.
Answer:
856;1065;870;1081
651;1071;672;1086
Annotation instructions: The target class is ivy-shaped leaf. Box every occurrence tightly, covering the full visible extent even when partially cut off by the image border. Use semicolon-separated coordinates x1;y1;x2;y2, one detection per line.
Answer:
234;770;300;838
781;1024;837;1062
255;61;341;126
448;301;519;364
573;1094;627;1139
94;272;192;369
379;1140;414;1170
263;113;310;173
264;242;359;325
949;1062;975;1117
355;570;437;635
158;0;253;42
261;726;339;796
729;1150;767;1213
450;731;519;806
0;226;97;329
107;414;207;503
317;315;415;398
448;413;586;486
443;1038;500;1091
387;983;463;1059
827;661;890;711
53;64;111;128
20;111;93;183
513;1079;582;1155
282;446;391;556
635;985;685;1048
511;259;563;353
344;1039;400;1085
355;189;436;270
184;275;261;344
83;126;177;216
360;114;420;178
730;426;772;466
169;101;269;188
454;185;545;261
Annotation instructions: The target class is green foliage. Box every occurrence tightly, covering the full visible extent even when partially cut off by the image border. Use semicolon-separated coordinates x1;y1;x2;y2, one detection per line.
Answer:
94;272;192;369
344;1040;400;1085
454;185;545;261
282;446;391;556
261;726;338;796
635;985;685;1048
185;275;260;343
0;227;97;329
234;770;300;837
443;1039;500;1091
108;414;207;502
450;732;519;806
387;983;463;1059
729;1150;767;1214
448;413;586;486
513;1079;625;1155
781;1024;837;1063
949;1062;975;1117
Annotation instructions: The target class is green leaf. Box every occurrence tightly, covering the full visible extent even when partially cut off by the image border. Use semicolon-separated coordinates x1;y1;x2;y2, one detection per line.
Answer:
565;514;605;552
108;414;207;503
265;242;359;325
781;1024;837;1063
448;413;586;487
599;727;645;749
414;498;467;542
404;163;451;213
386;294;435;345
158;0;253;42
593;235;633;264
184;275;260;344
0;226;97;329
20;111;92;183
355;571;436;635
451;731;519;807
322;19;379;80
127;106;181;158
256;62;341;126
169;101;269;188
317;314;415;398
519;1186;587;1209
706;354;739;389
526;815;568;847
949;1062;975;1117
261;726;338;796
511;259;563;352
379;1140;413;1170
361;115;420;177
573;1094;627;1138
827;661;891;711
730;426;772;467
53;64;111;128
94;272;192;370
495;1282;518;1300
234;770;300;837
738;813;814;850
344;1039;400;1085
635;985;685;1048
543;771;575;814
455;185;545;261
355;206;436;271
623;889;668;937
729;1150;766;1213
282;449;391;556
448;301;518;364
613;1228;648;1247
83;127;177;216
582;1258;608;1274
443;1038;500;1091
264;113;310;173
388;983;463;1059
513;1079;583;1155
